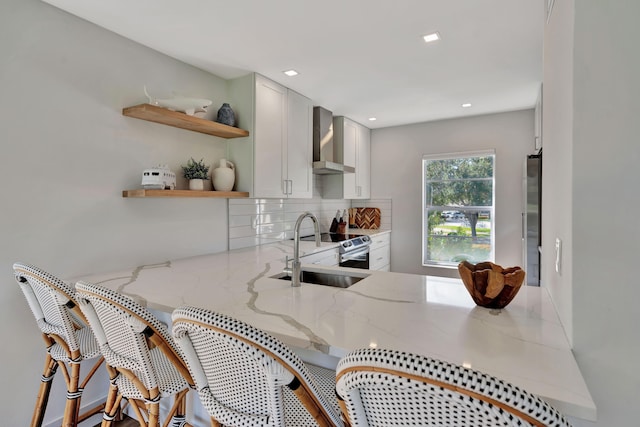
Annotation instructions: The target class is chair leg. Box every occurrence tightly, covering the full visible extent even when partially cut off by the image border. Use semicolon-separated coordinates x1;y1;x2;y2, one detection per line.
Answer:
101;381;122;427
76;358;107;424
31;354;58;427
168;390;189;427
61;361;82;427
147;401;159;427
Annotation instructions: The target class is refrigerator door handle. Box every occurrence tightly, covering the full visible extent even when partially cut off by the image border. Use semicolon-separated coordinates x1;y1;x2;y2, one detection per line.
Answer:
521;212;525;239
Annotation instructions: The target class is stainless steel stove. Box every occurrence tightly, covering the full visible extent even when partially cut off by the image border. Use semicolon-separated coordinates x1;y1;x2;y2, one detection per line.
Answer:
300;232;371;268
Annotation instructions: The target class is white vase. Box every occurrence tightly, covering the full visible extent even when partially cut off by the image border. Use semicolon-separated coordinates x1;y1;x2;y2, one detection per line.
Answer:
189;179;204;191
212;159;235;191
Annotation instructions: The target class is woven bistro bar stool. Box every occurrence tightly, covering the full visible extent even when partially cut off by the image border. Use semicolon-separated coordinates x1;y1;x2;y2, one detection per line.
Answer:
13;262;105;427
336;348;573;427
75;281;194;427
171;306;343;427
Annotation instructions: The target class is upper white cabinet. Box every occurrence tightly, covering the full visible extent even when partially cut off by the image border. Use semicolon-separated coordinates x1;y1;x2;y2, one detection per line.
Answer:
324;117;371;199
286;88;314;198
253;75;287;197
228;73;313;198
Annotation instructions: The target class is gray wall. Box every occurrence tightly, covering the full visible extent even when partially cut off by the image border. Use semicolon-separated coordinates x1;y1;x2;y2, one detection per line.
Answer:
544;1;640;425
0;1;231;424
371;109;535;277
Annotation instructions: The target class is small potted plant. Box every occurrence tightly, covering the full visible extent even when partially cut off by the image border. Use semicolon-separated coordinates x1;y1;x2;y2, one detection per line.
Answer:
182;157;210;190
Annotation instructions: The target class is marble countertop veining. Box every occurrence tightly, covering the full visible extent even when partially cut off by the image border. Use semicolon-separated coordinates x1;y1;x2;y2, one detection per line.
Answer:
73;237;596;421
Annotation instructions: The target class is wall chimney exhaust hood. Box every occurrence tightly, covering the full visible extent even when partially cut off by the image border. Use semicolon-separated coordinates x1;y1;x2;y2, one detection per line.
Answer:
313;106;355;175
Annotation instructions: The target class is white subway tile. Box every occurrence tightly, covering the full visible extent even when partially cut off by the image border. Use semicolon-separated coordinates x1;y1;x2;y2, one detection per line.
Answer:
260;200;285;213
229;204;260;215
228;215;254;228
229;226;257;239
256;222;285;235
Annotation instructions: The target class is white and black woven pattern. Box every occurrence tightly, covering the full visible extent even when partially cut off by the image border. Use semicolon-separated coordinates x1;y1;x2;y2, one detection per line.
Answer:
172;306;342;427
336;348;573;427
13;263;101;361
13;263;104;427
75;281;190;400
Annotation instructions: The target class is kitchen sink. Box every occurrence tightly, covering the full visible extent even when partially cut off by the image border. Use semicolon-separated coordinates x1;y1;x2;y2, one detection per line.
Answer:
271;269;369;288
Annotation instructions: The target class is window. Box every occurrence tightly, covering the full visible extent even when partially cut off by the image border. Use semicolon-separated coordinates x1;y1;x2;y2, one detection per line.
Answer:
422;151;495;266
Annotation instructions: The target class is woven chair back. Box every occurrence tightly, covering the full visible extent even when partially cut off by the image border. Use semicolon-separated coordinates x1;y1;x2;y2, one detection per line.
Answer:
75;281;192;396
14;263;95;358
172;306;342;427
336;348;572;427
13;263;105;427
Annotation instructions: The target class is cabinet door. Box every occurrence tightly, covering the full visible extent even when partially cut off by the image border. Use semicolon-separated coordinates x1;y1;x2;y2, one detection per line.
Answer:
254;75;287;198
324;116;371;200
356;124;371;199
369;233;390;271
342;118;359;199
286;90;313;198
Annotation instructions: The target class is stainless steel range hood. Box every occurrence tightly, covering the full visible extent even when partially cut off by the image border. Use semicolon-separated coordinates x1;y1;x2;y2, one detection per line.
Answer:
313;106;355;175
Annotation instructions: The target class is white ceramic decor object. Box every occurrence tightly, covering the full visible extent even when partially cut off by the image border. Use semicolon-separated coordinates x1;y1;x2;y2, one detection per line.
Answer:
188;179;204;191
144;86;212;116
141;165;176;189
212;159;235;191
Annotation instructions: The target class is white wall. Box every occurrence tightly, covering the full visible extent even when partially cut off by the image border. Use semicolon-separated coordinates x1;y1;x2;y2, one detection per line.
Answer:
542;0;575;342
0;1;232;424
370;110;535;277
543;1;640;425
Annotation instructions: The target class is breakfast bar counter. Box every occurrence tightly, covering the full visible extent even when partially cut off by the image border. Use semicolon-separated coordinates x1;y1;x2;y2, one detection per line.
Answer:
73;241;596;421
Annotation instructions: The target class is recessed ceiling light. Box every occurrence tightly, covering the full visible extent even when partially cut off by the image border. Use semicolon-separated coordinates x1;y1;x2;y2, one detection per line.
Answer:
283;69;299;77
368;117;377;121
422;32;441;43
462;103;472;108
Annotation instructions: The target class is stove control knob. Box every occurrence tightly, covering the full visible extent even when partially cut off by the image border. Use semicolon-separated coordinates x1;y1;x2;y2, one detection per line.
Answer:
342;241;352;249
362;236;371;243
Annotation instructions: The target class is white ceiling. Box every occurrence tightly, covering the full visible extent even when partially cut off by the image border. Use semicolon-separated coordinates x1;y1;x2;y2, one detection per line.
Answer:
42;0;543;129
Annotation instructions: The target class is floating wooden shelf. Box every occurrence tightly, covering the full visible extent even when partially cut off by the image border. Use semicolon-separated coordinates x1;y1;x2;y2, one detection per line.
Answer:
123;189;249;198
122;104;250;139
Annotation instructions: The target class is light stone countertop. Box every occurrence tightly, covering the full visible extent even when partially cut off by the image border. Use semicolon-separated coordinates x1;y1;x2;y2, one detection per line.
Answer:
73;237;596;421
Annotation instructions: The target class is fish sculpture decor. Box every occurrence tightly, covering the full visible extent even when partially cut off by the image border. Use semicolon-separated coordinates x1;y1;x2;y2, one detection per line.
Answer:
144;86;212;116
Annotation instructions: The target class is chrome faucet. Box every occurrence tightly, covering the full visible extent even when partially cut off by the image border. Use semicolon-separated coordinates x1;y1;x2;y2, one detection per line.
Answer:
291;212;321;287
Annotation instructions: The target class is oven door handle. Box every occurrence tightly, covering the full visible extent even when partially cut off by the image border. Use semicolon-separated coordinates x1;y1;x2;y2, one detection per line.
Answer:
341;246;370;262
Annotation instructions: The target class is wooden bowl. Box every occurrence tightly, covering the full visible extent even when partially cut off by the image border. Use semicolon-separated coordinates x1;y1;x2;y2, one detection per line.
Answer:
457;261;526;309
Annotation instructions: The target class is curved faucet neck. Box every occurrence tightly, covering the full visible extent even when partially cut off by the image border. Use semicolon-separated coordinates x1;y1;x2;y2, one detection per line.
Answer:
292;212;321;287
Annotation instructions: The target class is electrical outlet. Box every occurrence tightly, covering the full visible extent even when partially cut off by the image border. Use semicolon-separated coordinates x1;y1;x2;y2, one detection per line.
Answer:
555;237;562;274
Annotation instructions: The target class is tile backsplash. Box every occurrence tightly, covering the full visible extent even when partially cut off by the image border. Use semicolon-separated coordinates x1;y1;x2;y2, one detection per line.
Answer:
228;197;392;250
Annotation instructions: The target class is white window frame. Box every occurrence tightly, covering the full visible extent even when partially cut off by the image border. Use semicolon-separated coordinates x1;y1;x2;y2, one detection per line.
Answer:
422;150;496;267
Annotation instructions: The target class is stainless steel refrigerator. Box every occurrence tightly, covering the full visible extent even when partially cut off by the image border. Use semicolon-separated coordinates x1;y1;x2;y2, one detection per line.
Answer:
523;154;541;286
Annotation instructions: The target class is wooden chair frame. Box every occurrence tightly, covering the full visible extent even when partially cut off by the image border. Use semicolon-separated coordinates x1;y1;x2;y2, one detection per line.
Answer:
75;283;194;427
337;366;545;427
177;317;336;427
14;264;105;427
335;348;573;427
172;307;343;427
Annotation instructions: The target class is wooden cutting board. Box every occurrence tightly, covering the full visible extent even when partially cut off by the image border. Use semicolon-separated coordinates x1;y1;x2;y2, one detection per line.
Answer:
353;207;381;229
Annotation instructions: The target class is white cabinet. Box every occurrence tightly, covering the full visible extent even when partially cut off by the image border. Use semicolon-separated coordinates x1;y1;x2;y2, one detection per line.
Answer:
253;75;286;198
300;247;339;267
228;73;313;198
369;232;391;271
324;116;371;199
286;89;314;198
